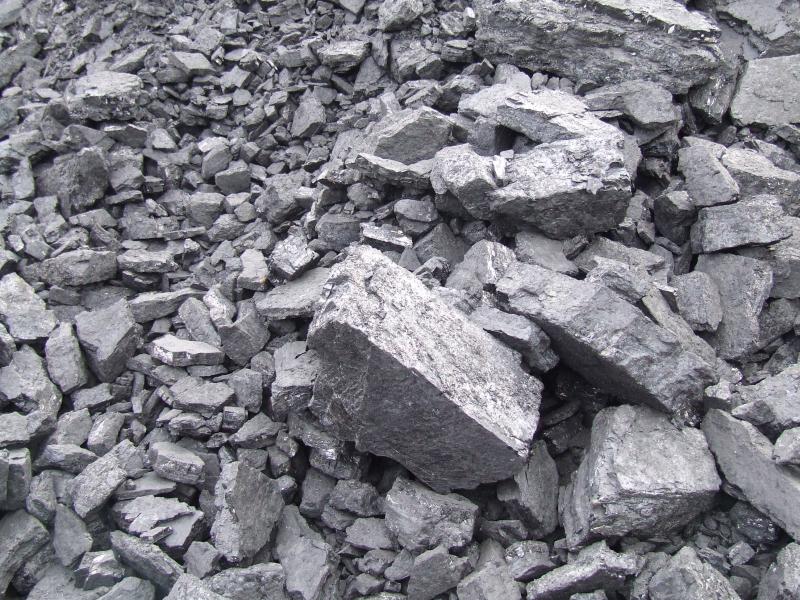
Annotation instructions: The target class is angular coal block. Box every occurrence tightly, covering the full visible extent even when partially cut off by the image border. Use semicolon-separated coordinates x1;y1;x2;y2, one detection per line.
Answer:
561;405;720;548
497;262;716;422
308;245;542;490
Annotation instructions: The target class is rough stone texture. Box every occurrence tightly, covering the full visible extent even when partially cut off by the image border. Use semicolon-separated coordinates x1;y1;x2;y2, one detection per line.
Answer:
731;54;800;127
364;107;452;164
149;335;224;367
164;574;226;600
110;531;183;592
757;542;800;600
648;546;740;600
430;144;496;220
497;262;716;422
75;300;140;383
255;267;329;319
677;144;739;208
210;462;284;563
45;323;89;393
308;246;542;491
474;0;722;94
690;195;791;253
496;441;558;538
457;564;521;600
25;250;117;287
736;365;800;435
703;409;800;541
0;273;56;341
407;546;470;600
0;510;49;595
722;148;800;217
695;253;773;360
384;478;478;553
526;541;638;600
490;136;631;240
206;563;288;600
673;272;724;333
561;405;720;549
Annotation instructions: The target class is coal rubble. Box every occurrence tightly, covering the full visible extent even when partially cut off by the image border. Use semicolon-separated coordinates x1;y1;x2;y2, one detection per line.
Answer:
2;1;800;600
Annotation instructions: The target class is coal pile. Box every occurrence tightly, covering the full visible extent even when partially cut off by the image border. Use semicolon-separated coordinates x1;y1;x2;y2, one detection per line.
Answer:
2;0;800;598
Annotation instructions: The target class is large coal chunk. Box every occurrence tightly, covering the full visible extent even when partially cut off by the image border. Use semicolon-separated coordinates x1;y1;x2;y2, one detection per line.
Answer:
497;262;717;422
308;245;542;491
474;0;722;94
561;405;720;548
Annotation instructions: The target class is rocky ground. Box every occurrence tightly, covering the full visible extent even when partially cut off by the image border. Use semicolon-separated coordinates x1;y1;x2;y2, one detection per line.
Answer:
1;0;800;598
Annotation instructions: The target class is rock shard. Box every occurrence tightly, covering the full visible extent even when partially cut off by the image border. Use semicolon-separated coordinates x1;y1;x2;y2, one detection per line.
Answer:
308;245;542;491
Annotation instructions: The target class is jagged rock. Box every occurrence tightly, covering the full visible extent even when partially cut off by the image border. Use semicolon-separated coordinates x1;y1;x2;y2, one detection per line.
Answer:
291;95;326;139
775;428;800;466
497;262;716;422
36;148;109;214
364;107;452;164
384;478;478;553
66;72;143;121
53;505;92;567
695;253;773;360
110;531;182;592
722;148;800;217
583;80;681;130
308;246;542;490
98;577;155;600
514;230;578;276
129;289;203;323
0;510;49;595
505;541;556;582
407;546;470;600
490;136;631;239
735;365;800;435
445;240;515;293
206;563;288;600
271;340;319;419
731;54;800;127
561;405;720;548
690;195;791;253
0;273;55;341
256;267;329;320
0;346;62;438
317;40;370;72
45;323;89;393
24;250;117;287
148;442;204;485
648;546;739;600
703;409;800;541
68;442;132;518
526;541;638;600
457;563;521;600
149;335;224;367
218;301;269;365
378;0;424;31
75;299;140;383
430;144;496;220
210;462;284;563
164;574;226;600
497;441;558;537
474;0;721;94
673;272;724;333
274;506;339;600
653;191;696;246
757;542;800;600
677;142;739;208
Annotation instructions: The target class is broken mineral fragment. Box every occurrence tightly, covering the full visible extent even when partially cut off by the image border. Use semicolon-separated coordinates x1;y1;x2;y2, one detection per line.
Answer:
497;262;716;422
308;245;542;491
560;405;720;548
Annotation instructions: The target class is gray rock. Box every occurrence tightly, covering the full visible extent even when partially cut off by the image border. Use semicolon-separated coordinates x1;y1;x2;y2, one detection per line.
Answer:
75;300;140;382
26;564;106;600
722;148;800;217
346;518;394;550
87;412;124;456
430;144;496;220
45;323;89;393
0;273;55;341
677;142;739;208
164;574;226;600
36;148;109;214
757;542;800;600
275;506;339;600
308;246;542;490
505;541;556;582
35;444;96;474
256;267;329;320
526;541;638;600
474;0;721;94
574;237;665;279
446;240;516;294
317;40;370;72
98;577;155;600
490;136;631;239
148;442;204;485
497;262;716;422
0;347;62;438
673;272;724;333
653;191;696;246
731;54;800;127
735;365;800;435
0;510;49;596
384;478;478;553
740;216;800;299
315;212;362;252
170;376;233;417
394;199;438;238
183;542;219;579
117;248;178;274
365;107;452;164
414;223;467;268
695;253;773;360
178;298;221;347
68;442;131;518
690;195;791;253
53;504;92;567
271;340;319;420
774;428;800;466
206;563;288;600
291;95;326;139
457;563;522;600
129;289;203;323
66;71;143;121
497;441;558;538
648;546;739;600
211;461;284;563
218;301;269;365
514;230;578;276
584;258;651;304
0;411;27;448
583;80;681;130
703;409;800;541
110;530;182;592
149;335;224;367
25;250;117;287
561;405;720;549
269;235;319;281
407;545;470;600
0;449;32;511
469;306;558;373
378;0;424;31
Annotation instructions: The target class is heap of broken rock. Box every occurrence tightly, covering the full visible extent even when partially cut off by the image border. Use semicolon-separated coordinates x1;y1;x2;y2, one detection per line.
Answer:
2;0;800;598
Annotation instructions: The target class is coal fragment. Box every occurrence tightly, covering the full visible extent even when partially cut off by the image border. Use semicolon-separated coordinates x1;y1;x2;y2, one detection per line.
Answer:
75;299;140;382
